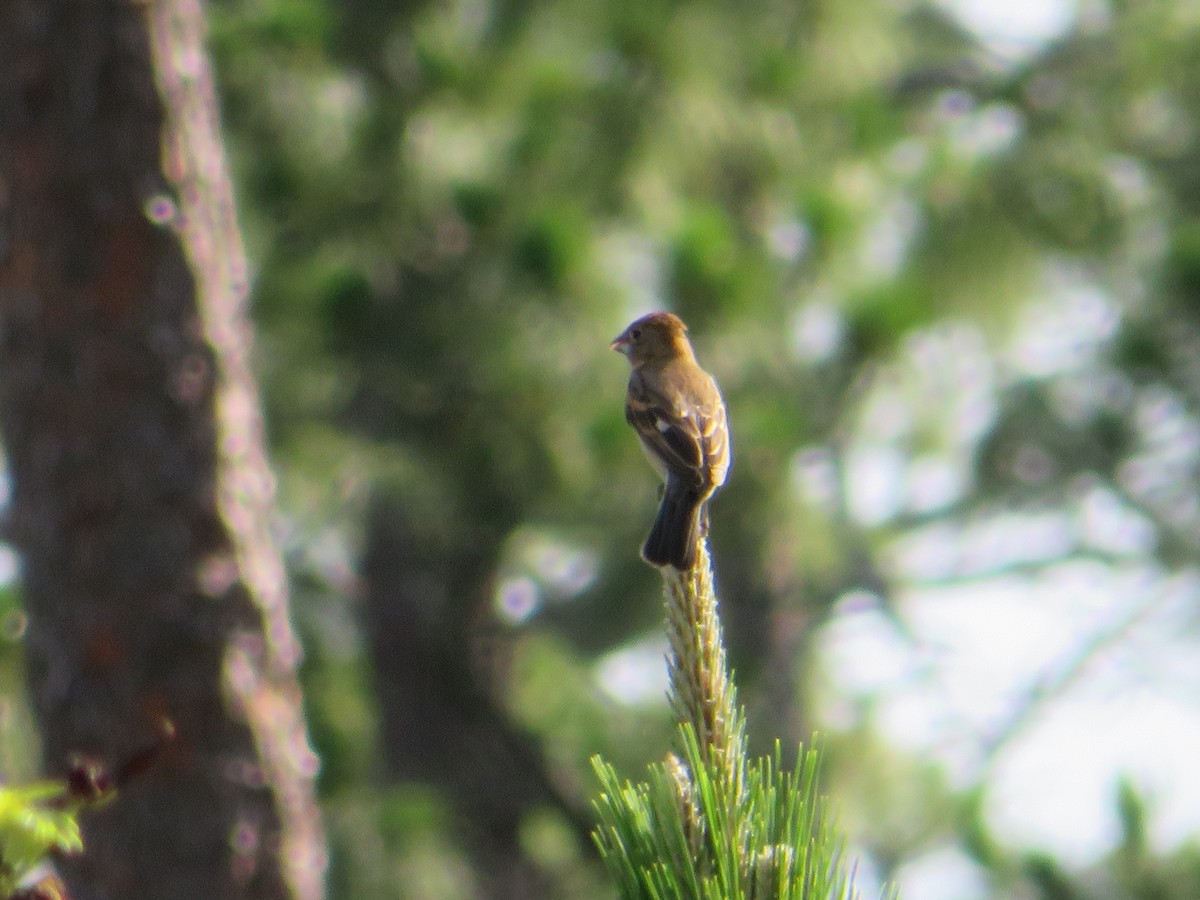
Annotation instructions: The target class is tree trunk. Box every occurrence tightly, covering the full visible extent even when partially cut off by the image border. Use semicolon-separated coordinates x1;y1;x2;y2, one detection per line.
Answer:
0;2;325;898
360;494;593;898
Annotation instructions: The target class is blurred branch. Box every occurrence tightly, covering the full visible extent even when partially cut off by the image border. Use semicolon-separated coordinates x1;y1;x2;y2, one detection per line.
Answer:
901;548;1133;587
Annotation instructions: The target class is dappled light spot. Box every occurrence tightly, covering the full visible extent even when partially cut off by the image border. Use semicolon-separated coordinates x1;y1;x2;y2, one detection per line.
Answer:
885;510;1075;582
268;617;302;669
527;541;598;597
596;231;662;315
894;845;989;900
906;455;965;513
293;740;321;778
595;636;669;705
2;610;27;641
495;576;540;623
832;588;882;615
789;446;839;511
1076;484;1156;555
197;553;239;598
948;103;1023;161
858;195;920;282
1008;279;1120;377
987;692;1200;864
224;633;266;697
821;595;914;700
789;301;843;363
0;545;18;586
143;193;177;226
230;819;262;886
938;0;1074;60
765;216;810;263
499;529;599;607
171;353;210;406
845;443;907;526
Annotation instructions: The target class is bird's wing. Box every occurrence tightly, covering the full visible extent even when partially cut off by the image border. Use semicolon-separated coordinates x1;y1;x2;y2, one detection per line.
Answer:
702;393;730;488
626;371;706;487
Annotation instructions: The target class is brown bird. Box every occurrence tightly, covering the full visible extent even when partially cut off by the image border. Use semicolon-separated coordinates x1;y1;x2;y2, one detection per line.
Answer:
611;312;731;570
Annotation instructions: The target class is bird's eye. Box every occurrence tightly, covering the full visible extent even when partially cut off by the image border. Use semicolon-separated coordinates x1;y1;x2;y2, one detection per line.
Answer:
631;328;642;339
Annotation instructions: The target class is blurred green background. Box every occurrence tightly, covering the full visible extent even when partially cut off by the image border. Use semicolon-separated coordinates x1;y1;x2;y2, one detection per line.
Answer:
7;0;1200;896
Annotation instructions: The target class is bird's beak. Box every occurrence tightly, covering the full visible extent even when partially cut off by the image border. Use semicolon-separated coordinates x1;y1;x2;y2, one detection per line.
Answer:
610;334;632;356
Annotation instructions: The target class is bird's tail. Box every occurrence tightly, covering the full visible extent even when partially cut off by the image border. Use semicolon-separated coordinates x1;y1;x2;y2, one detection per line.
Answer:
642;488;703;571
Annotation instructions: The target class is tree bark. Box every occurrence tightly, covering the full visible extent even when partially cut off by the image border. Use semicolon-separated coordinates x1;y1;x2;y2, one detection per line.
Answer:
0;2;325;898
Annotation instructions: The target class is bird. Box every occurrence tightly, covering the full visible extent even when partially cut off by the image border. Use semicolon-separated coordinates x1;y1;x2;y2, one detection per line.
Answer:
611;312;730;570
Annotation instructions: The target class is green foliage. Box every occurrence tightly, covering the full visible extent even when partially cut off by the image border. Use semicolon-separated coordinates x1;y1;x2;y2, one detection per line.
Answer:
590;548;877;899
0;782;81;896
592;727;864;900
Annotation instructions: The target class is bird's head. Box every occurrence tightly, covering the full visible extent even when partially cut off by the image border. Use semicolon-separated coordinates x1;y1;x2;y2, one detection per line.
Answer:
610;312;693;366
